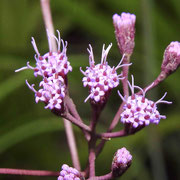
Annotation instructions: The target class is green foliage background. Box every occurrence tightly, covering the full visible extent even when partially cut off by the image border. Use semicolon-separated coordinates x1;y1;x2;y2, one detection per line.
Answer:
0;0;180;180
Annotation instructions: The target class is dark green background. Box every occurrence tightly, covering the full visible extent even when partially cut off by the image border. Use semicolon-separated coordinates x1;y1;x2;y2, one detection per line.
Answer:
0;0;180;180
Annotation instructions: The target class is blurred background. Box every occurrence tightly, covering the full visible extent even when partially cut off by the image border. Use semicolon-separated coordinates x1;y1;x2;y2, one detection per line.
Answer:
0;0;180;179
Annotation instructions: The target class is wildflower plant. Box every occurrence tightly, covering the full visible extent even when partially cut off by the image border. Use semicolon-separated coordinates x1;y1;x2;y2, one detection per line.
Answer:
1;1;180;180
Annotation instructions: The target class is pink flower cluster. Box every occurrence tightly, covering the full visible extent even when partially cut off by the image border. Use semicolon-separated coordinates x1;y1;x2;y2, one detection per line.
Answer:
118;76;172;129
113;12;136;55
16;30;72;111
58;164;83;180
81;44;130;103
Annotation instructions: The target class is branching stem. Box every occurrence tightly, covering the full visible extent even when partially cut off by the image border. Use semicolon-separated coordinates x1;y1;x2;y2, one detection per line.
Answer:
0;168;59;177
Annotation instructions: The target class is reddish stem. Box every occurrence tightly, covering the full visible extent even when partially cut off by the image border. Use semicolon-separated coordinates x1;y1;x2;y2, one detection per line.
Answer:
137;71;167;95
97;129;127;139
0;168;59;176
63;119;81;171
88;104;102;178
65;96;90;140
121;55;130;97
87;172;113;180
65;96;82;121
63;113;91;132
95;101;125;156
40;0;57;52
88;141;96;178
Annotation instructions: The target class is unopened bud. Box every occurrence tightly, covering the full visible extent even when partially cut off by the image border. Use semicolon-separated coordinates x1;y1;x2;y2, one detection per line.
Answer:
111;147;132;178
113;12;136;55
161;41;180;75
58;164;84;180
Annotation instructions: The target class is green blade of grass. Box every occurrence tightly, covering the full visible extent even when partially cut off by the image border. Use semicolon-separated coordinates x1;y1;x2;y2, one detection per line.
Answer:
0;118;63;154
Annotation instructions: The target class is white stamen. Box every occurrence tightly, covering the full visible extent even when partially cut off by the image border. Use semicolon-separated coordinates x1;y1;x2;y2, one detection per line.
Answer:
61;40;67;54
80;67;87;76
118;90;126;102
144;82;154;95
15;62;34;72
128;75;135;94
115;54;125;70
87;44;95;66
160;115;166;119
25;80;37;93
128;81;133;94
84;93;92;103
134;85;144;95
15;66;28;72
101;43;112;64
56;30;61;52
117;72;123;77
116;62;132;70
155;92;172;105
31;37;40;56
101;44;105;64
118;76;125;80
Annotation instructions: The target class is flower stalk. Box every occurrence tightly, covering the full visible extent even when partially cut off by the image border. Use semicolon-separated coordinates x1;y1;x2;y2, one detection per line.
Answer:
0;168;59;176
2;2;176;179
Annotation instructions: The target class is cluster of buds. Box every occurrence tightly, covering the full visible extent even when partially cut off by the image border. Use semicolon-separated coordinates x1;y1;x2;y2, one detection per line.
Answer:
118;76;172;134
58;164;84;180
80;44;130;105
112;147;132;178
16;30;72;113
161;41;180;75
113;12;136;55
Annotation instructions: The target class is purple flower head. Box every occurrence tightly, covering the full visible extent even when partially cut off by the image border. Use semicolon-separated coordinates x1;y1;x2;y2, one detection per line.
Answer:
58;164;84;180
15;30;72;112
161;41;180;75
113;12;136;55
112;147;132;178
118;75;172;133
80;44;131;104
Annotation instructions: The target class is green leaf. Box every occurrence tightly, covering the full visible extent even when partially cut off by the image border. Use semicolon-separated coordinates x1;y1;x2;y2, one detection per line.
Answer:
53;0;114;42
0;118;63;154
0;71;34;101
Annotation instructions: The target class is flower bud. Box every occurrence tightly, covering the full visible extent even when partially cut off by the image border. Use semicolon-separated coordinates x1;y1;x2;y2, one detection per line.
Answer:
113;12;136;55
161;41;180;75
58;164;84;180
111;147;132;178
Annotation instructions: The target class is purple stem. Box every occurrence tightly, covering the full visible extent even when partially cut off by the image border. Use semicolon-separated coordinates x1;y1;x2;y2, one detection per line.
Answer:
63;119;81;171
88;142;96;178
88;105;102;177
65;96;90;140
65;96;82;121
83;101;125;178
97;129;127;139
0;168;59;176
121;55;130;97
63;113;91;132
95;101;125;156
87;172;113;180
40;0;57;52
137;71;167;95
